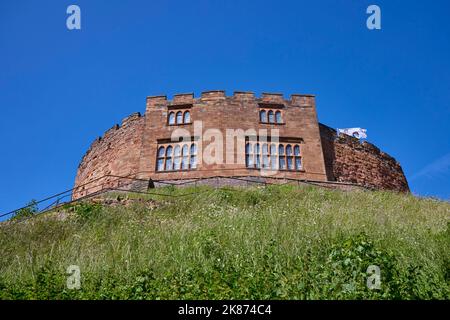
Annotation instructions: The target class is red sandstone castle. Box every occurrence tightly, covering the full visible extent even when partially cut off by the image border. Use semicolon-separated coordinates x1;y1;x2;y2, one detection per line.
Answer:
73;91;409;199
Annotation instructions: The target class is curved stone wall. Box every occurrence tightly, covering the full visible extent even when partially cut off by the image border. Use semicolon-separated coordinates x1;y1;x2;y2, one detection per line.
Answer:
74;112;145;198
319;124;409;192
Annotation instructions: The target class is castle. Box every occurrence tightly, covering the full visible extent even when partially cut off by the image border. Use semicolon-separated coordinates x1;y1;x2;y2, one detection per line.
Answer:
73;91;409;199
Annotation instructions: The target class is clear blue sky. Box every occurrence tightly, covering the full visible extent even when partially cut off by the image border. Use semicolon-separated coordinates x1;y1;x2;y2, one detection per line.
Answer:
1;0;449;216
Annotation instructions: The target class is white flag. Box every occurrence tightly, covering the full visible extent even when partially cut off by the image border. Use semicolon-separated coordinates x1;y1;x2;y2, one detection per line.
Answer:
337;128;368;139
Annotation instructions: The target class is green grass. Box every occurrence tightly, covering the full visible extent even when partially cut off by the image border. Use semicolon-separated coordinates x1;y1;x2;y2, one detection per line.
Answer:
0;185;449;300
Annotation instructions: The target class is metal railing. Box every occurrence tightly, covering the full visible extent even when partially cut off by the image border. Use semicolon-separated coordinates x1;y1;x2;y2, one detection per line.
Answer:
0;173;371;221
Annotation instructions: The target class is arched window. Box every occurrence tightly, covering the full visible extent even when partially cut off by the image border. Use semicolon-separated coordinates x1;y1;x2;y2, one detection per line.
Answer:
294;144;302;170
157;143;200;172
157;146;165;171
270;143;277;155
245;143;254;168
278;144;285;155
245;143;251;168
242;142;301;172
270;143;277;170
262;143;269;169
275;111;282;124
286;144;292;156
295;157;302;170
245;143;251;154
181;144;189;170
168;112;175;125
176;111;183;124
262;143;268;155
165;146;173;170
182;144;189;155
254;143;260;168
173;145;181;170
286;144;293;169
190;143;197;169
183;111;191;123
268;110;274;123
260;110;267;123
190;143;197;155
278;144;285;170
158;146;165;158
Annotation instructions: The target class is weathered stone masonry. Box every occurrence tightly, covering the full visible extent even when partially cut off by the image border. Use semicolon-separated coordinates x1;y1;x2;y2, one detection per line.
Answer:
73;91;409;198
319;124;409;192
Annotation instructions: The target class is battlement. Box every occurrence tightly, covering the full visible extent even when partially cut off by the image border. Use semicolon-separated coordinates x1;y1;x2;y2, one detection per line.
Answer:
146;90;316;112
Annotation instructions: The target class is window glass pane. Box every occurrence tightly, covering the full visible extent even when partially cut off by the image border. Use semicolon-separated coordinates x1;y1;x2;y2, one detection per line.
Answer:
157;158;164;171
279;157;286;170
262;143;268;155
287;157;293;170
158;146;165;157
182;156;189;169
260;110;267;122
294;145;300;156
270;143;277;155
246;155;254;167
190;143;197;155
174;145;181;156
174;156;181;170
262;155;269;168
271;156;277;170
254;143;260;154
275;111;282;123
268;110;274;123
278;144;284;155
183;111;190;123
255;154;261;168
176;111;183;124
182;144;188;155
190;155;197;168
166;146;173;156
286;144;292;156
245;143;251;154
168;112;175;125
295;157;302;170
165;158;173;170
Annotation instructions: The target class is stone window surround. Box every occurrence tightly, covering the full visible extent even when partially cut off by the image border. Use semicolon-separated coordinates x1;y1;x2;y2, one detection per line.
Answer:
258;103;285;125
245;137;304;172
167;104;193;126
156;142;198;172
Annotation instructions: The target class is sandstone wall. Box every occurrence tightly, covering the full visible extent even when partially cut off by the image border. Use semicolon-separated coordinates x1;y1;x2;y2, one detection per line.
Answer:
319;124;409;192
73;112;145;199
139;91;328;182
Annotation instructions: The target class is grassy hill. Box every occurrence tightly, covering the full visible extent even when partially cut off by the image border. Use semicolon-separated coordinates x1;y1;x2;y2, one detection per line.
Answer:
0;185;449;300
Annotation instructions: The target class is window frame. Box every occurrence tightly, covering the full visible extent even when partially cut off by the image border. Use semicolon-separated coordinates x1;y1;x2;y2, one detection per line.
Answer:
155;142;198;172
167;105;193;126
245;141;303;172
258;108;285;125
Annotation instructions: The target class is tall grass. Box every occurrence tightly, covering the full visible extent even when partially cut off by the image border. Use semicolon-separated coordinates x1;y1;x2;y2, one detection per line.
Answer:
0;185;448;299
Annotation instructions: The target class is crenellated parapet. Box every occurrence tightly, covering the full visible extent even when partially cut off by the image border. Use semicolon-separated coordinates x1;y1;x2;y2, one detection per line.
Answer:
145;91;316;113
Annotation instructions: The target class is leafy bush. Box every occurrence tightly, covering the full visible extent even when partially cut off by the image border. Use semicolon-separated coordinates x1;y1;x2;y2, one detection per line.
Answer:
71;202;103;221
12;200;38;220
